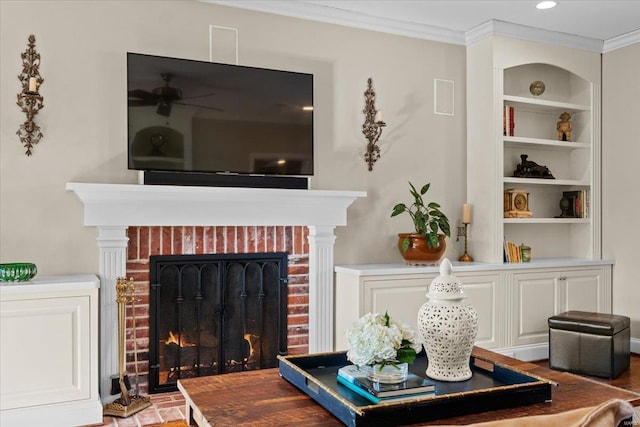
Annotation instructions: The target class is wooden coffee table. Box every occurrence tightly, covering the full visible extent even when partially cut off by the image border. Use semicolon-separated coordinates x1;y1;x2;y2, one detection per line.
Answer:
178;347;640;426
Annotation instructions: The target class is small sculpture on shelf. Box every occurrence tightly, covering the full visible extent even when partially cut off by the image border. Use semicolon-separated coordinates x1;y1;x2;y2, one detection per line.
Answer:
556;195;575;218
513;154;555;179
557;112;572;141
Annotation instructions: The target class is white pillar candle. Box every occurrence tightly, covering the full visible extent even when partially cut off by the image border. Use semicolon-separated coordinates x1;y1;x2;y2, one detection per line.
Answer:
375;110;383;123
462;203;472;224
28;77;37;92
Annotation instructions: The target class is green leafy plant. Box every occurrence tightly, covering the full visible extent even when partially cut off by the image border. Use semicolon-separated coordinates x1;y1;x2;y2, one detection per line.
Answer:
391;181;451;250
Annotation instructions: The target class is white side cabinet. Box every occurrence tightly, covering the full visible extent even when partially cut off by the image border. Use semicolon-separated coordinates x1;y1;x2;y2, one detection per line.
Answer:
509;266;611;348
0;275;102;427
335;261;612;361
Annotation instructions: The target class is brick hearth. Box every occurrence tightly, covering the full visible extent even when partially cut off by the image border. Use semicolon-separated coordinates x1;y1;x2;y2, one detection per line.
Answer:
123;225;310;394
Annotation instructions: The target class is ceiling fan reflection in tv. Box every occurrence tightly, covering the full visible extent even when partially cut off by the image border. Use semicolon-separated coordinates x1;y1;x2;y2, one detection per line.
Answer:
127;73;222;117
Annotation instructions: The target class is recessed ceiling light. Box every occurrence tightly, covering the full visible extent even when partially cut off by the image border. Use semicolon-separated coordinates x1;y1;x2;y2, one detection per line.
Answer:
536;1;557;10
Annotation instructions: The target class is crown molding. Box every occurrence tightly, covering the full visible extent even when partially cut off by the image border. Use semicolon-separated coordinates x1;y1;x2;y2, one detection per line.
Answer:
202;1;622;53
603;28;640;53
465;20;603;53
200;0;466;45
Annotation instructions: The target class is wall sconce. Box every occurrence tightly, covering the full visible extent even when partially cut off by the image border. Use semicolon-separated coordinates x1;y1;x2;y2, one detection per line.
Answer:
456;203;473;262
362;77;386;171
16;34;44;156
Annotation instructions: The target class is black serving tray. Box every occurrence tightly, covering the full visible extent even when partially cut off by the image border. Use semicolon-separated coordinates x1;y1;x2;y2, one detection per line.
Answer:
278;351;553;427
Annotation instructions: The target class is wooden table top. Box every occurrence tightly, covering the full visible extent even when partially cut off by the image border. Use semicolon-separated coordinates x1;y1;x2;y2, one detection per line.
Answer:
178;347;640;426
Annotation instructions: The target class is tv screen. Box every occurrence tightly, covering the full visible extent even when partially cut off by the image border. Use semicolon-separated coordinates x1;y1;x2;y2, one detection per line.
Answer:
127;53;314;176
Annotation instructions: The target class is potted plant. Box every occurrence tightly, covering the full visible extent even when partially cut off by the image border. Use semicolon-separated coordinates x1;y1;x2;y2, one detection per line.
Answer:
391;181;451;264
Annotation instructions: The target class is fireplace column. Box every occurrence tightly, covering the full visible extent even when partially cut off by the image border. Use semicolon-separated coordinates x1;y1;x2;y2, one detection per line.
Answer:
308;226;336;353
96;226;128;404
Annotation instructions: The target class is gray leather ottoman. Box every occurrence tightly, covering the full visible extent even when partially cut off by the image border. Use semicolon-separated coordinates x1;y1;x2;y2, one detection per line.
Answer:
548;310;630;379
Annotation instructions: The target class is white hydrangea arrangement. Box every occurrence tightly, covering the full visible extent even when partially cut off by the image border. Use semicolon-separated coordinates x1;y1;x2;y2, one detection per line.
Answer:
345;311;423;368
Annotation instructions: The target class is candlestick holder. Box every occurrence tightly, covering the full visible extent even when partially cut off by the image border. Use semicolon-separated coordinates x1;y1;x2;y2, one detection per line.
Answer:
17;34;44;156
362;78;386;171
456;224;473;262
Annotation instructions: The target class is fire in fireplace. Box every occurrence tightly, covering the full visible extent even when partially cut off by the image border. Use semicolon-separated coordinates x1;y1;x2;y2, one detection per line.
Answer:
148;252;288;393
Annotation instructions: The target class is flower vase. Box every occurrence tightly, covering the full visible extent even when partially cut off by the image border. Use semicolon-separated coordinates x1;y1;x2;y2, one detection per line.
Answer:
367;362;408;384
417;258;478;381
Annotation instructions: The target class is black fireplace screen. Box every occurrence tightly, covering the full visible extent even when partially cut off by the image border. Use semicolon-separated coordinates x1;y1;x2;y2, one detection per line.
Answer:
148;252;288;393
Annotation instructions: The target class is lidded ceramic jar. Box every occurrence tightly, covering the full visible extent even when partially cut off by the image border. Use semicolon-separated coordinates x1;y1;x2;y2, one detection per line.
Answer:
417;258;478;381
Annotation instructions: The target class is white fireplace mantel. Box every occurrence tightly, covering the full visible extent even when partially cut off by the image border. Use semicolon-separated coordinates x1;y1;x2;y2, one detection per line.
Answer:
66;182;366;402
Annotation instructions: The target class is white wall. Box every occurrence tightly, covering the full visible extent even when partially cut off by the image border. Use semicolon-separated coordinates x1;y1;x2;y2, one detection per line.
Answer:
602;42;640;339
0;1;467;275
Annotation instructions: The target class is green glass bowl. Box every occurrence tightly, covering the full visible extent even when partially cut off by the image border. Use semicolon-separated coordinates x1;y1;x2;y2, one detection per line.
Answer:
0;263;38;282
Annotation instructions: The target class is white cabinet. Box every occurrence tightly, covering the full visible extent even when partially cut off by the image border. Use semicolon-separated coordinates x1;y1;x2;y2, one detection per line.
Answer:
335;272;435;350
335;264;506;351
335;261;611;361
509;266;611;348
0;275;102;427
467;37;601;263
456;272;504;350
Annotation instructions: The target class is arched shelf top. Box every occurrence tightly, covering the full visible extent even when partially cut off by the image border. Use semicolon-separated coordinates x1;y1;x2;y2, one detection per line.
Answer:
503;63;591;107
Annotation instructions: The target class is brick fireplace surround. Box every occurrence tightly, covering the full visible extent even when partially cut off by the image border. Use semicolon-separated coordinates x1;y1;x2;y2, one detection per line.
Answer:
126;224;311;395
66;182;365;404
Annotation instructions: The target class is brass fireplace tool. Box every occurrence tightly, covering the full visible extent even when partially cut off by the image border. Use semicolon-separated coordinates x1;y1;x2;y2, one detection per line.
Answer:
103;277;151;417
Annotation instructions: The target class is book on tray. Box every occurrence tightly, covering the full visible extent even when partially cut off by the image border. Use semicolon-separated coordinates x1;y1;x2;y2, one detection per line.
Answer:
336;365;436;403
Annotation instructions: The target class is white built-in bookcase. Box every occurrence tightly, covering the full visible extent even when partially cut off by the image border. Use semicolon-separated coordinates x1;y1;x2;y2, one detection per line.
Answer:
467;37;601;263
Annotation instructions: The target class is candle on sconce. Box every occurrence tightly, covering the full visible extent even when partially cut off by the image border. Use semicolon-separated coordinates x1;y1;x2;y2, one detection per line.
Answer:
375;110;383;123
28;77;37;92
462;203;472;224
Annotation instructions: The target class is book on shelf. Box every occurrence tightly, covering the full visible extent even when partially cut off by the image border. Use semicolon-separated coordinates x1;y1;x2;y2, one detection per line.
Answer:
504;240;529;263
503;105;515;136
562;190;589;218
337;365;436;400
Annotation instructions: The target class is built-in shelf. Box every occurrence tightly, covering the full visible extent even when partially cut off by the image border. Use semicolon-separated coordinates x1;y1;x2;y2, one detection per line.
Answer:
503;136;590;150
469;52;599;262
503;217;590;224
503;95;590;113
503;177;590;187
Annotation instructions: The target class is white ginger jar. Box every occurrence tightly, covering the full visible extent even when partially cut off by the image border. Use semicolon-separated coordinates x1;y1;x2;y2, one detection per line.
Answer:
417;258;478;381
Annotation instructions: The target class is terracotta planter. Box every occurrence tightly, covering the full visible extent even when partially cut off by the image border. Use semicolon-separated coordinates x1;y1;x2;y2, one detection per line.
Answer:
397;233;446;265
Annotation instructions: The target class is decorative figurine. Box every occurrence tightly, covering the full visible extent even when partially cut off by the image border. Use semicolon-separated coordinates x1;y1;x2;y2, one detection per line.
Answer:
557;112;572;141
513;154;555;179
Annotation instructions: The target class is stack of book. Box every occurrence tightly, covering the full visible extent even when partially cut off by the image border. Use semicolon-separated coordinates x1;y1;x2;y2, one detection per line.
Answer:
562;190;590;218
504;240;528;263
503;106;515;136
336;365;436;404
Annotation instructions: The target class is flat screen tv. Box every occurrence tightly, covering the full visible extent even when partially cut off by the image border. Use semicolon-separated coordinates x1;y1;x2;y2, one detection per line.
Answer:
127;53;314;178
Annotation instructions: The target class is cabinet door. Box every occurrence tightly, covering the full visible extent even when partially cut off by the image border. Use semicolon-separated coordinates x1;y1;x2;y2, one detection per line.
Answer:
363;276;434;331
361;273;504;350
511;266;611;346
457;273;504;349
558;267;611;313
334;273;435;351
511;271;560;346
0;295;92;410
